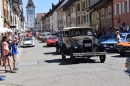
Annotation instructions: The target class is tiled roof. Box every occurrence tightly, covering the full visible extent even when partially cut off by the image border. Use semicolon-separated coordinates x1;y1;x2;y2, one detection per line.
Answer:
18;0;22;5
63;0;78;11
87;0;110;11
26;0;35;8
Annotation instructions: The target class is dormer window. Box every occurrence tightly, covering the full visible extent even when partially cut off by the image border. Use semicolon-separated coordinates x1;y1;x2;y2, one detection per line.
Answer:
28;4;31;6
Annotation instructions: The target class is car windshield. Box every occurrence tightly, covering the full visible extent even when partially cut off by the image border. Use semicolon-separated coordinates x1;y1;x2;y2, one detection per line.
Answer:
70;28;92;36
119;34;126;39
99;34;116;40
48;36;57;40
23;38;33;41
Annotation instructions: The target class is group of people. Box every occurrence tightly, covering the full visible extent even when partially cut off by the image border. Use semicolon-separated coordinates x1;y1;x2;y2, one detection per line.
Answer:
0;31;22;73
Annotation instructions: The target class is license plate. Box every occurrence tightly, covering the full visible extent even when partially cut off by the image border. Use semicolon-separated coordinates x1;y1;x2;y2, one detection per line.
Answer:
85;43;91;47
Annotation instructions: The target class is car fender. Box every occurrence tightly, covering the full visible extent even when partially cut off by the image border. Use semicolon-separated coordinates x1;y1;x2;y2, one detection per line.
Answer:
55;41;59;50
70;45;78;52
61;43;68;54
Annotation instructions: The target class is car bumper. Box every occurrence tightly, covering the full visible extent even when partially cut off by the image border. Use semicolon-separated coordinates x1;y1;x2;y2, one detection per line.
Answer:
73;52;106;56
105;47;118;52
124;70;130;76
47;43;56;45
23;44;35;47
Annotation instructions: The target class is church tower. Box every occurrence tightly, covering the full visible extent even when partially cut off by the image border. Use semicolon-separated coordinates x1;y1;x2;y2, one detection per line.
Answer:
26;0;35;29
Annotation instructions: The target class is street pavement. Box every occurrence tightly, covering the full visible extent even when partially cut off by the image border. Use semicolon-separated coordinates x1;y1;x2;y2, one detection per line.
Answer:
0;39;130;86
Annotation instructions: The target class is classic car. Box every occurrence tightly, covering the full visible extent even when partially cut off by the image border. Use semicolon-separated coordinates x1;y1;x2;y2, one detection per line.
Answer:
100;33;130;52
46;36;58;46
20;38;35;47
41;32;51;42
55;29;69;53
124;57;130;76
61;27;106;63
117;38;130;56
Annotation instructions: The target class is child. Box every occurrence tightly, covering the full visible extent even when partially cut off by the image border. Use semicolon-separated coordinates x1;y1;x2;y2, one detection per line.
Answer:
11;39;18;70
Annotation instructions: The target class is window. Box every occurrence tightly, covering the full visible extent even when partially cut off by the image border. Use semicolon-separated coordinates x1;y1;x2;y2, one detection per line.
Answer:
87;15;88;22
101;8;104;19
77;3;80;11
77;16;80;24
81;15;83;24
0;5;1;17
108;6;112;18
29;10;33;15
115;3;121;15
86;0;89;8
123;0;129;13
82;1;85;10
84;15;86;23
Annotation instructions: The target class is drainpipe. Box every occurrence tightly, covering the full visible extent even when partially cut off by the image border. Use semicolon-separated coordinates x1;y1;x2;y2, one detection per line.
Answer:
111;0;114;29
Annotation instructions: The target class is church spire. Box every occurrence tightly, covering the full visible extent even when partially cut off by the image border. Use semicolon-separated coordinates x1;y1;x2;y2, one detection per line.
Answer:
26;0;35;8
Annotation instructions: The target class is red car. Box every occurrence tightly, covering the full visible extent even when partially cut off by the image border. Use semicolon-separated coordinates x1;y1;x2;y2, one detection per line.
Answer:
46;36;57;46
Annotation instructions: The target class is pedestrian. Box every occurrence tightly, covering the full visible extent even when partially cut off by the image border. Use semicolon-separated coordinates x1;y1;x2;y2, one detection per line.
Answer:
11;39;18;70
1;36;16;73
116;31;121;43
0;34;3;66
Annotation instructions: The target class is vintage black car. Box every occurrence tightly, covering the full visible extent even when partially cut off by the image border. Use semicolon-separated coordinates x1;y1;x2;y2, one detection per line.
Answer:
61;27;106;63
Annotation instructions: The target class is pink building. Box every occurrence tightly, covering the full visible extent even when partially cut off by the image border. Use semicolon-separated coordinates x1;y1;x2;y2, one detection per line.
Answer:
113;0;130;31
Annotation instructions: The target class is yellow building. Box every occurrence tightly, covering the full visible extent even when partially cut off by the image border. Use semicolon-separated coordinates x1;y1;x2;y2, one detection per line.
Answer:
3;0;9;28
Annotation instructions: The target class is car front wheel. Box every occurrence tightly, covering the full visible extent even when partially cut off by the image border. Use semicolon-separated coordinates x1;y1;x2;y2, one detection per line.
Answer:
99;55;106;63
70;49;75;64
62;52;66;60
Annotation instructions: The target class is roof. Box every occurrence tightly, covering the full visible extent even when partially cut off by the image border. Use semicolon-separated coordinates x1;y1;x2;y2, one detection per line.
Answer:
42;0;64;18
26;0;35;8
63;0;76;11
36;13;45;22
87;0;109;12
18;0;22;5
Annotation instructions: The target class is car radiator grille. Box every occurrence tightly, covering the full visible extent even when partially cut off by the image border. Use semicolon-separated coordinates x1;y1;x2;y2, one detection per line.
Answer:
83;40;92;52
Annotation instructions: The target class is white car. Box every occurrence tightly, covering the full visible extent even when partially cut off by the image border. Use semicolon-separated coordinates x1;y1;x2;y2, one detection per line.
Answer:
21;38;35;47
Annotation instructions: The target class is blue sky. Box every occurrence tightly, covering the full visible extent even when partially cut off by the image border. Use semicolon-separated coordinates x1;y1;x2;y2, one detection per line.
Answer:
22;0;59;22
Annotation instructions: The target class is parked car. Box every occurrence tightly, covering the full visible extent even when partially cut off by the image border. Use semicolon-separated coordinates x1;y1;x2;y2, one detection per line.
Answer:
46;36;58;46
100;33;130;52
117;38;130;56
61;26;106;63
124;57;130;76
20;38;35;47
41;32;51;42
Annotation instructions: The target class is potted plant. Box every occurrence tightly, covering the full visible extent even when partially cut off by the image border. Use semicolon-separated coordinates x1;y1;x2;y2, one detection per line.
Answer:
4;17;8;23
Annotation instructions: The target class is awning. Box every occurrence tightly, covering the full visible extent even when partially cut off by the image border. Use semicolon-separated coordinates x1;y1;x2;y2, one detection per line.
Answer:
0;27;13;33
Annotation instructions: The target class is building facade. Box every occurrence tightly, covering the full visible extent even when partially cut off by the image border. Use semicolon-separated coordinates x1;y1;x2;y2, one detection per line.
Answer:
113;0;130;31
26;0;35;29
0;0;3;27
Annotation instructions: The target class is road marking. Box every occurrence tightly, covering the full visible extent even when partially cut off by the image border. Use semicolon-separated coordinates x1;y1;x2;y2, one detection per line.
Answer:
35;40;42;51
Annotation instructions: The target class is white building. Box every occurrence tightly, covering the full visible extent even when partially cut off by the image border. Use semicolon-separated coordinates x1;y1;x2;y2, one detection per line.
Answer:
26;0;35;29
52;12;58;33
0;0;3;27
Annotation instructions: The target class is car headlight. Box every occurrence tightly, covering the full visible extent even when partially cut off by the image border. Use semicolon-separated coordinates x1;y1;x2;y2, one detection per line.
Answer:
78;39;83;45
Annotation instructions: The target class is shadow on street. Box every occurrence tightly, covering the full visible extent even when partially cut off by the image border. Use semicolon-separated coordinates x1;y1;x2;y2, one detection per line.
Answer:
45;58;99;65
111;55;129;58
43;46;55;48
44;52;60;55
